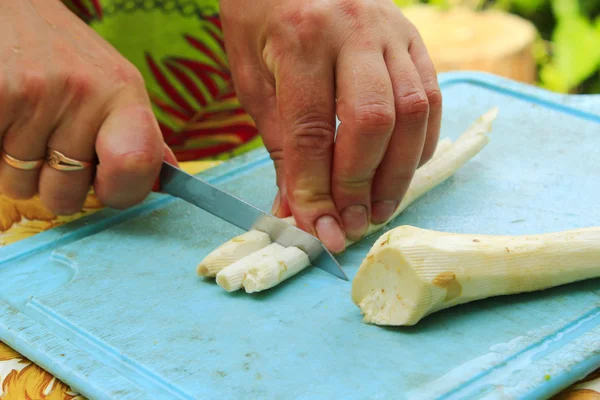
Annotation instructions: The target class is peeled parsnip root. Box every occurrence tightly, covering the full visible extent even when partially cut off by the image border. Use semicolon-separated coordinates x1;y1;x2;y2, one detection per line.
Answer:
197;230;271;277
216;243;284;291
351;225;600;326
243;247;310;293
423;137;453;168
201;107;498;292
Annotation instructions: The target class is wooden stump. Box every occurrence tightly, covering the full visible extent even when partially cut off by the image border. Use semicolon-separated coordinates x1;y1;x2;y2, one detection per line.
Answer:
401;5;538;84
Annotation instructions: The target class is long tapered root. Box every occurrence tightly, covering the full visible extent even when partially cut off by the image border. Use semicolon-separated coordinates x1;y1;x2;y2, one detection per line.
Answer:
352;225;600;326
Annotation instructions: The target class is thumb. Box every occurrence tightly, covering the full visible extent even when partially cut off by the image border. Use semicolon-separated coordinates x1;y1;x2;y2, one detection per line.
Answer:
94;104;164;209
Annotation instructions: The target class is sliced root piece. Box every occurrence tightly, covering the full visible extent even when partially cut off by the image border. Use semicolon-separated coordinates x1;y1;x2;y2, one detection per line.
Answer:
243;247;311;293
352;225;600;326
216;243;284;292
197;230;271;277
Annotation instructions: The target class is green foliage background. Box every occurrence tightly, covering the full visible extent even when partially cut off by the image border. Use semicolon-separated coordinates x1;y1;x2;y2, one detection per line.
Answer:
395;0;600;94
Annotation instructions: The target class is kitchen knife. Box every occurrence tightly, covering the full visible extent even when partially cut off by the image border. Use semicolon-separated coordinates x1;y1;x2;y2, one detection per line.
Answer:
157;161;348;281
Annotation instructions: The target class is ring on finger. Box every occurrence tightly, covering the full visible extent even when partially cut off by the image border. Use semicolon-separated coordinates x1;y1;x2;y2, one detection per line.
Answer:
46;149;92;172
1;150;44;170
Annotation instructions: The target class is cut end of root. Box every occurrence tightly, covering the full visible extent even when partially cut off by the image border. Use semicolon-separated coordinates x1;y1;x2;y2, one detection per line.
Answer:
197;264;210;276
216;273;239;292
351;247;430;326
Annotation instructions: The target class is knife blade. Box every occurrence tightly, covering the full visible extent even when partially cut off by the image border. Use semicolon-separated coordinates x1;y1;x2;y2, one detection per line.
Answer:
158;161;348;281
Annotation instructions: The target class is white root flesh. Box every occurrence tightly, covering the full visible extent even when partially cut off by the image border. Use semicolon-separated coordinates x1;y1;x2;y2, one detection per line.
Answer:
197;230;271;277
215;243;284;291
200;107;498;292
423;137;452;167
351;226;600;326
243;247;310;293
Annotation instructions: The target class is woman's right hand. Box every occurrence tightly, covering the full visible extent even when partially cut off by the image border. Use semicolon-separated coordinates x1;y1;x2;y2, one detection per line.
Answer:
0;0;173;215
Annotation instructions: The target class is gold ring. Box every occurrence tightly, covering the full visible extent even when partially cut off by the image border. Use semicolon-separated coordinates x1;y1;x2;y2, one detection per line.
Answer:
1;151;44;170
46;149;92;172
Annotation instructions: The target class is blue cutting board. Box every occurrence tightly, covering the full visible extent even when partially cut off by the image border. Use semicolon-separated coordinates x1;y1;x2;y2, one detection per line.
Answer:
0;72;599;400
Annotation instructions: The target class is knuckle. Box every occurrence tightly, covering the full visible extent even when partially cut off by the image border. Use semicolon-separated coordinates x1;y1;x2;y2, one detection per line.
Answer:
385;171;415;188
269;149;285;164
352;102;395;134
336;0;364;16
424;86;442;108
333;174;372;191
396;90;429;121
231;66;259;99
291;188;333;206
278;5;329;44
289;119;335;158
16;71;48;107
63;70;97;99
111;61;145;88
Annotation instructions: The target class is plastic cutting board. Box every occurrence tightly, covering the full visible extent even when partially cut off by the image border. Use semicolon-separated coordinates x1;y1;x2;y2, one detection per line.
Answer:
0;72;599;400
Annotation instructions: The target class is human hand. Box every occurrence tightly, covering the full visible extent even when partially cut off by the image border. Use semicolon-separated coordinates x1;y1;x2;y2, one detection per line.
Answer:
220;0;442;253
0;0;176;215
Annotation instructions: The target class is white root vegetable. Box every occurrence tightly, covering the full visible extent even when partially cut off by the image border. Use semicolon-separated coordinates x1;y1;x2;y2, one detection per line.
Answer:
215;243;284;291
424;137;453;167
201;108;498;293
351;225;600;326
243;247;311;293
197;230;271;277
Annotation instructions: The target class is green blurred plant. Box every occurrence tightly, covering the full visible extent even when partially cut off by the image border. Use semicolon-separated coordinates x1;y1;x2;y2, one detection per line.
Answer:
395;0;600;94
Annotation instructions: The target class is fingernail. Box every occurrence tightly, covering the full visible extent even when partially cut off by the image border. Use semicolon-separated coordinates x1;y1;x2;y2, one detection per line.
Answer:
371;200;399;224
341;205;368;241
315;215;346;253
163;143;179;166
271;190;281;215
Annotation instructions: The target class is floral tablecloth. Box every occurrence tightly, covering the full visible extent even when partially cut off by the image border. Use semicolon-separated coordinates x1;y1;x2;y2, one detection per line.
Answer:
0;0;598;398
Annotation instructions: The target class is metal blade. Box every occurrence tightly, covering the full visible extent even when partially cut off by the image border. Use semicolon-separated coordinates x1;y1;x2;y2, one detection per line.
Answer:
159;162;348;281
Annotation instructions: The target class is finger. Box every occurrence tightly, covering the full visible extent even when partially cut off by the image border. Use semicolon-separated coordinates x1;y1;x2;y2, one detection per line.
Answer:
245;99;291;218
39;90;99;215
277;55;345;253
0;70;58;199
409;30;442;167
371;50;429;224
94;100;164;210
228;56;291;218
333;49;395;240
258;115;292;219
